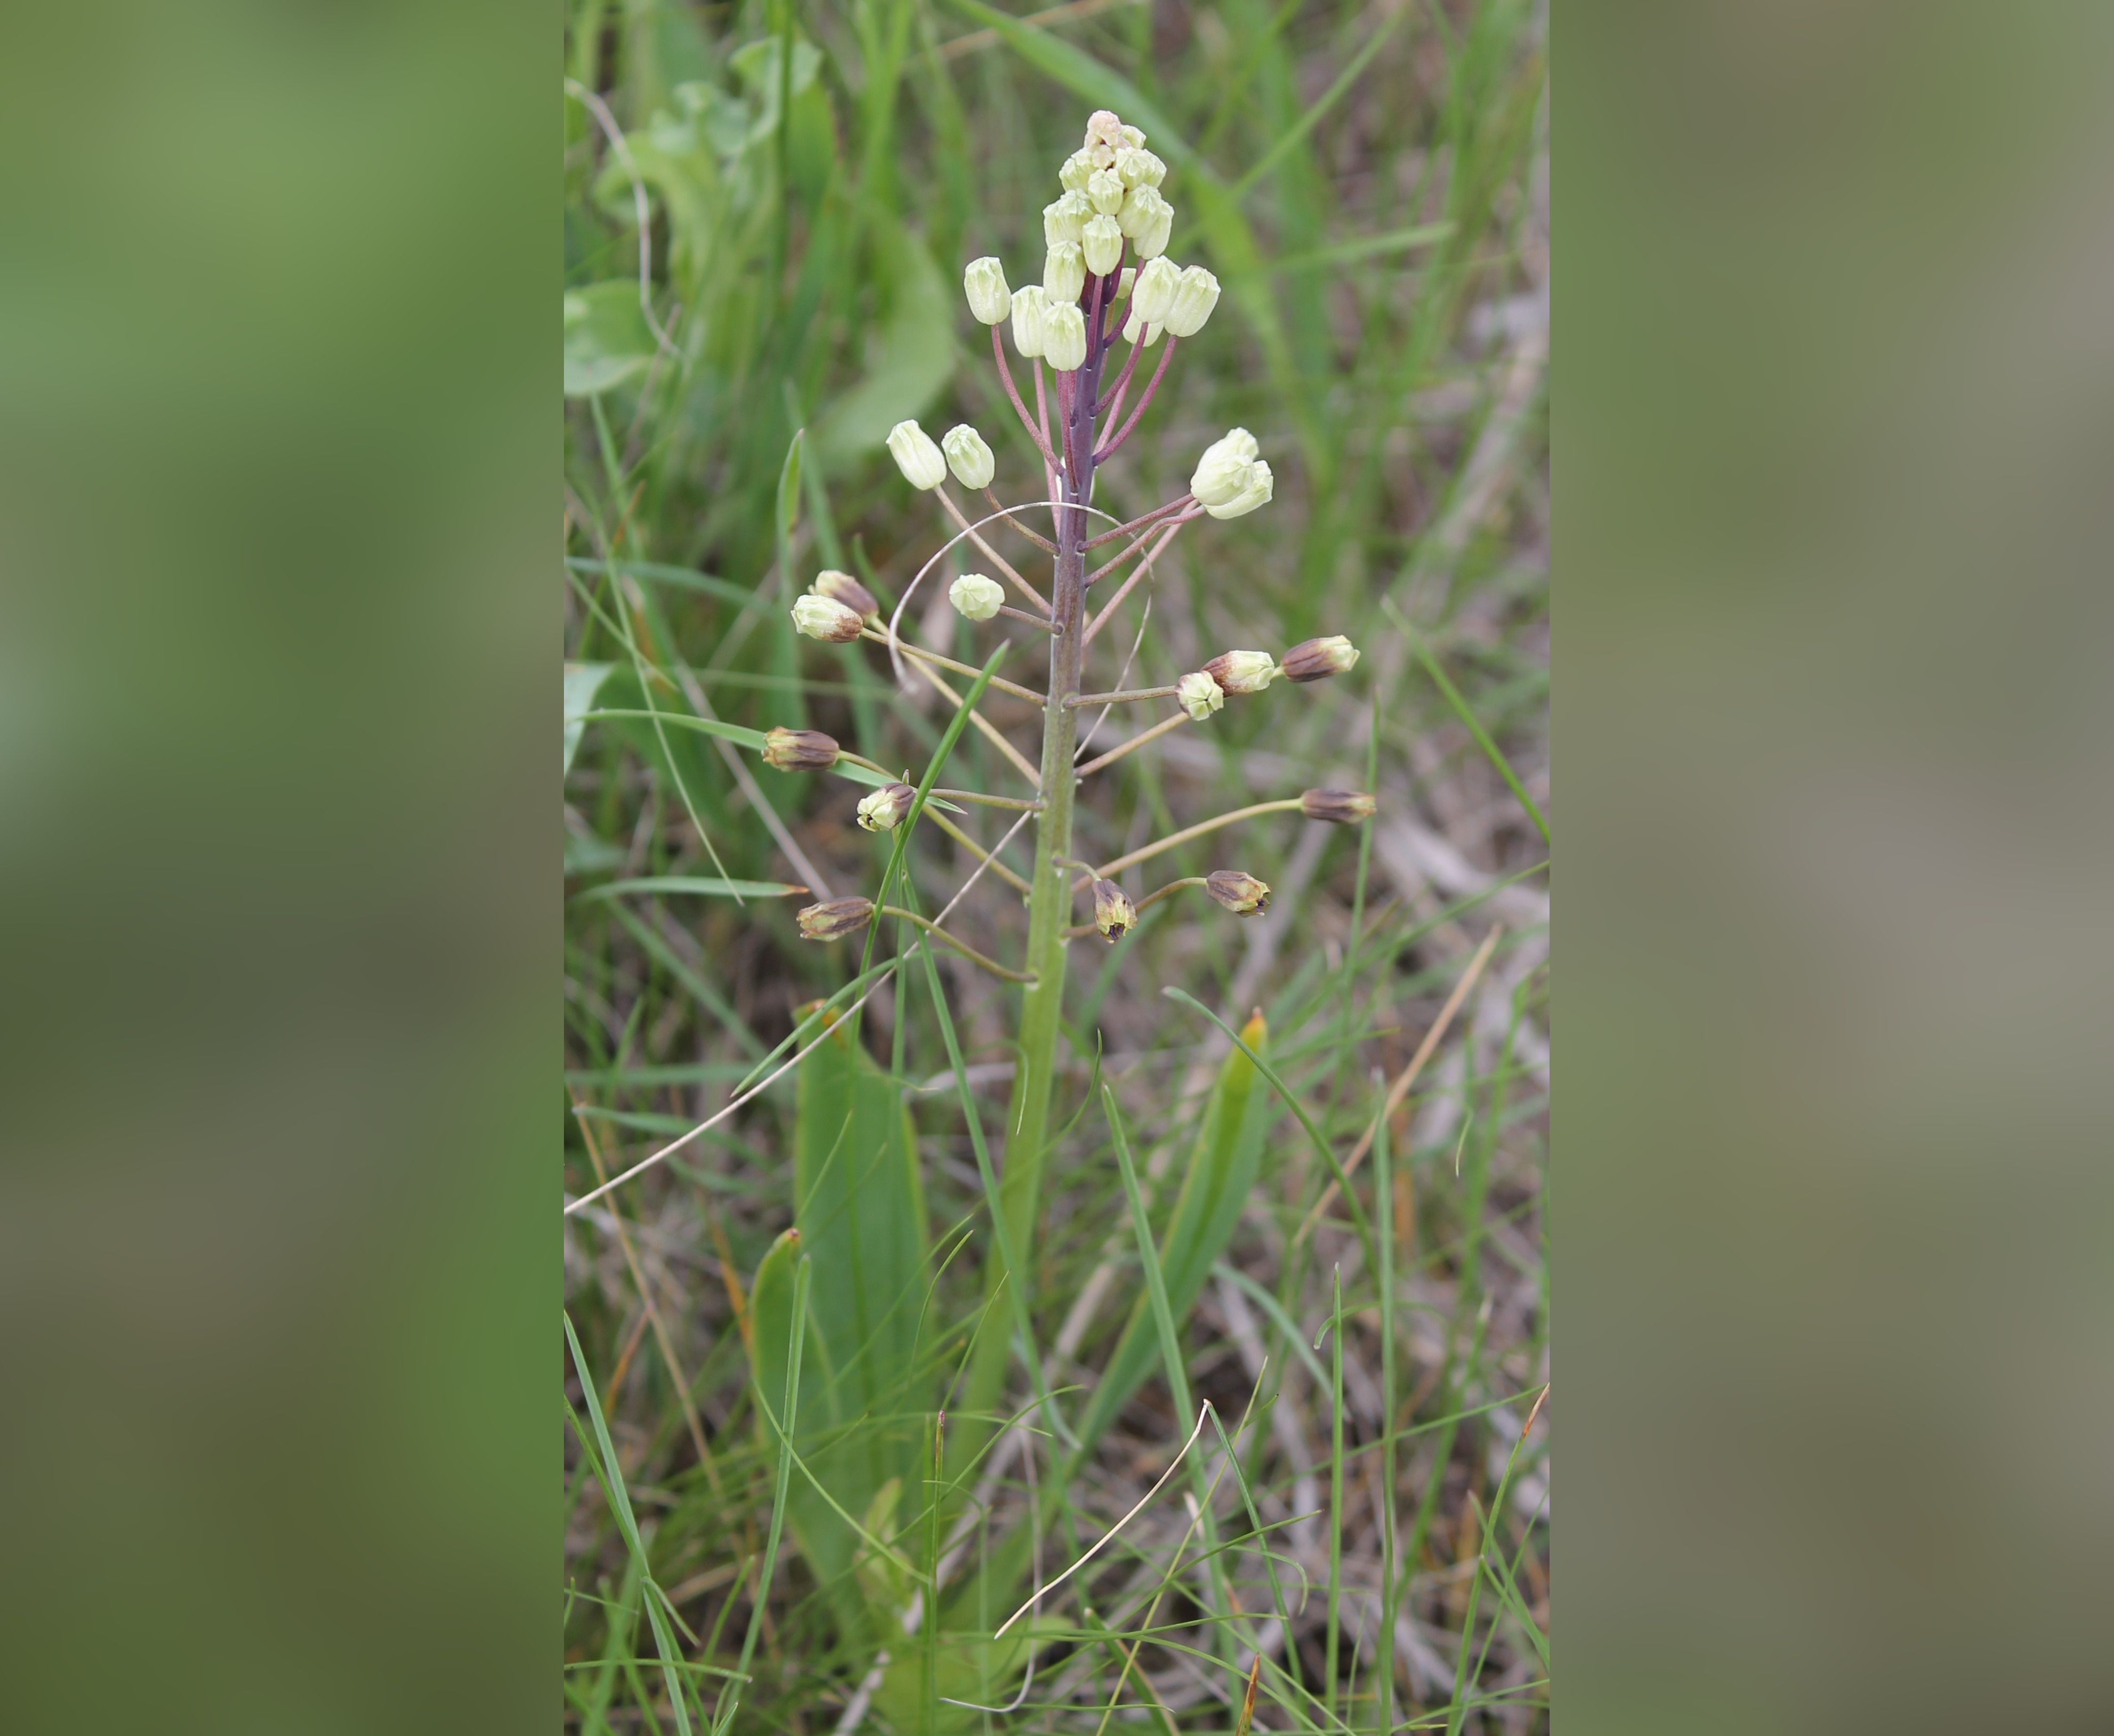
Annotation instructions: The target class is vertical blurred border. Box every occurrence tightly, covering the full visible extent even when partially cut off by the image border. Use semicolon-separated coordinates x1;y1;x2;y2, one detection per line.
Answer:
1562;1;2114;1731
0;1;550;1730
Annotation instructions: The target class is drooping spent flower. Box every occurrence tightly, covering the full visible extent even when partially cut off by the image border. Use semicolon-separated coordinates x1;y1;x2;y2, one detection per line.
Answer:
856;782;918;832
949;572;1005;620
1205;870;1271;916
793;593;865;642
1300;788;1377;824
1280;635;1361;683
1176;671;1225;721
942;424;995;491
964;256;1011;325
1044;240;1086;304
1043;304;1087;372
1162;265;1221;337
886;419;948;491
812;568;877;619
762;726;840;772
1043;191;1090;247
797;897;874;941
1081;214;1123;277
1086;167;1126;216
1121;307;1164;349
1131;256;1180;326
1092;878;1137;942
1203;650;1280;695
1011;285;1049;358
1191;428;1261;508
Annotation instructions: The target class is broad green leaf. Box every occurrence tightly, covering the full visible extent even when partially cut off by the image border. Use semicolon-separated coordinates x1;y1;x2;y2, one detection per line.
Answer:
1075;1010;1275;1451
570;876;810;902
563;282;656;398
564;661;616;774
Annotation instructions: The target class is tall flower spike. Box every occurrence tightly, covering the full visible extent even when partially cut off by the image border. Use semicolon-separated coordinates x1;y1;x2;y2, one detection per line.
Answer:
763;726;840;771
941;424;995;491
1176;671;1225;721
1010;285;1048;358
793;594;864;642
1092;878;1136;942
1131;256;1180;325
1301;788;1376;824
1081;214;1123;277
949;572;1004;620
1203;650;1279;695
797;897;874;941
1205;870;1270;916
887;420;948;491
1280;635;1361;682
1044;240;1086;305
964;256;1011;325
856;782;917;832
1163;265;1221;337
1043;304;1087;373
1044;191;1090;246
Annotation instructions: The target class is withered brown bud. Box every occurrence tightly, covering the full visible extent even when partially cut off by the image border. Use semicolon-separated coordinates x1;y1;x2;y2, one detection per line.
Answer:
762;726;840;772
796;897;874;941
1279;635;1360;683
812;568;879;620
1205;869;1271;916
1092;878;1136;942
1200;649;1279;695
1300;788;1376;824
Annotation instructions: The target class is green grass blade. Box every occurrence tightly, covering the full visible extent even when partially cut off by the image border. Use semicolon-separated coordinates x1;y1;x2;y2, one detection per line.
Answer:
1410;634;1550;844
571;876;812;901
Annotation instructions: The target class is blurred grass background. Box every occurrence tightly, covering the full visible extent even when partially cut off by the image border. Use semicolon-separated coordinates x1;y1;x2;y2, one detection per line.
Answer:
563;0;1549;1730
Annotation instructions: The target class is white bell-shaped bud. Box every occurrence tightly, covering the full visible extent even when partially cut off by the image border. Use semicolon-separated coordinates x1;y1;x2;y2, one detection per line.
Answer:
1117;184;1167;241
1010;285;1048;358
1176;671;1225;722
1043;190;1090;247
941;424;995;491
1044;240;1086;305
1162;265;1220;337
948;572;1005;620
1205;459;1272;520
1059;148;1096;192
963;256;1011;326
886;419;948;491
1042;304;1087;372
1087;168;1126;215
1121;306;1164;349
1131;256;1179;325
1190;428;1261;507
1081;214;1124;277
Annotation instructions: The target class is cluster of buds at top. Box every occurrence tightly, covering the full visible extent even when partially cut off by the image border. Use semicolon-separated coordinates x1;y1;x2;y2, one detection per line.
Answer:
792;568;879;643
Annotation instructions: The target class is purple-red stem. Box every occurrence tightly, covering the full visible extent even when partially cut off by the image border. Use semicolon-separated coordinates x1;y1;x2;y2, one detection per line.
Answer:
990;324;1056;469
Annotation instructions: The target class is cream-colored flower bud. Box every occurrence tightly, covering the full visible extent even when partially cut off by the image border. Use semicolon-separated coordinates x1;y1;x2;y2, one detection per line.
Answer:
1176;671;1225;722
1092;878;1137;942
1163;265;1220;337
1043;190;1090;247
948;572;1005;621
1042;304;1087;372
1118;123;1146;149
797;897;874;941
1131;256;1180;325
1134;200;1172;261
1121;306;1165;349
792;594;865;642
1205;869;1271;916
1086;109;1124;148
1044;240;1085;304
1279;635;1361;683
1124;146;1166;187
1010;284;1048;358
1087;168;1126;215
1059;148;1096;192
1205;459;1272;520
941;424;995;491
1080;214;1123;277
856;781;917;832
1117;184;1168;241
812;568;877;619
886;419;948;491
1300;788;1376;824
762;726;840;772
1190;428;1261;507
1202;649;1279;695
1089;141;1117;170
963;256;1011;325
1118;266;1136;300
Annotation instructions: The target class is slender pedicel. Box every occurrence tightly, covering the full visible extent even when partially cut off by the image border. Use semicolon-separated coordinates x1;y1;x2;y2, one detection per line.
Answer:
1072;710;1189;778
998;604;1062;635
923;809;1033;896
1087;519;1187;585
1093;335;1177;462
878;907;1038;984
857;629;1046;704
1060;875;1208;936
989;324;1057;469
938;487;1051;614
899;656;1042;789
1064;684;1181;708
1083;513;1198;645
1083;494;1193;548
932;789;1044;811
1079;797;1309;886
983;487;1058;553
